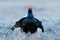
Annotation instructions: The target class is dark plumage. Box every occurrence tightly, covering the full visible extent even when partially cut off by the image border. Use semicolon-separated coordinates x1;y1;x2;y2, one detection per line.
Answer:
11;7;44;34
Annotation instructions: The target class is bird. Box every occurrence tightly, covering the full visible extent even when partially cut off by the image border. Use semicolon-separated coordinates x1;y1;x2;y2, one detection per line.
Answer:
11;7;44;34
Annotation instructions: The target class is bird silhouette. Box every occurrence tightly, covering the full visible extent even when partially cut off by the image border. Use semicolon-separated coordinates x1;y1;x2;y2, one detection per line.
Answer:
11;7;44;34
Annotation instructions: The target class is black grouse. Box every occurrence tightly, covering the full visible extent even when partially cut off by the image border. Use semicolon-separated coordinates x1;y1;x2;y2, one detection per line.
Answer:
11;7;44;34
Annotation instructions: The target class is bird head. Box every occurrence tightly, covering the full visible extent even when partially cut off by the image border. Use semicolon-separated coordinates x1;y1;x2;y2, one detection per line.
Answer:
27;7;34;19
28;7;32;13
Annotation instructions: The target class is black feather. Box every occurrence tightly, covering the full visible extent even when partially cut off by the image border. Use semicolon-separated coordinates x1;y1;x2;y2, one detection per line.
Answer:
11;8;44;33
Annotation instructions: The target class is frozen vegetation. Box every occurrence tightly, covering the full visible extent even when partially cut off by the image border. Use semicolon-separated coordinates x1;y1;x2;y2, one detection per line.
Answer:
0;0;60;40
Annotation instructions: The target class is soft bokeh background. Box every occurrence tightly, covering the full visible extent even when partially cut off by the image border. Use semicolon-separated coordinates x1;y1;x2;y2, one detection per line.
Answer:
0;0;60;40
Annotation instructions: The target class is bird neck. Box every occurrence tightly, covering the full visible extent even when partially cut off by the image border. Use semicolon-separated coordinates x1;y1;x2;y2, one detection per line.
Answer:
27;12;34;19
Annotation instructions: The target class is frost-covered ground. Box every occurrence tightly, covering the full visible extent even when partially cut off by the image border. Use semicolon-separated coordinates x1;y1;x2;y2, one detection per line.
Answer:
0;0;60;40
